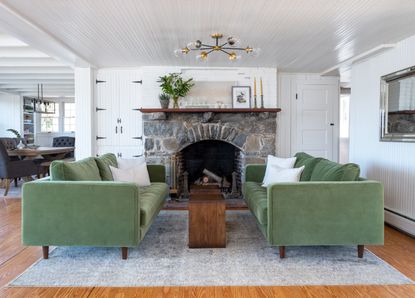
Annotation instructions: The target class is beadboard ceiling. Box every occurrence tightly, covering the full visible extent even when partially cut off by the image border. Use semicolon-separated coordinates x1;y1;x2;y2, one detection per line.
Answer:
1;0;415;72
0;32;74;97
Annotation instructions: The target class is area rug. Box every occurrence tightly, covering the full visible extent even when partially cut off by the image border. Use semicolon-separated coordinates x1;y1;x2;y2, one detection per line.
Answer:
9;211;413;287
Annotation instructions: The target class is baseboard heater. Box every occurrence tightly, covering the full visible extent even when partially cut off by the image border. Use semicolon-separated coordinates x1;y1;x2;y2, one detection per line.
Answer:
384;207;415;237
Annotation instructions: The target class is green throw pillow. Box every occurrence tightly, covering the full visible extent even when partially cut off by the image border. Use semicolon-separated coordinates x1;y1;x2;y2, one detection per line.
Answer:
50;157;102;181
310;159;360;181
294;152;323;181
95;153;118;181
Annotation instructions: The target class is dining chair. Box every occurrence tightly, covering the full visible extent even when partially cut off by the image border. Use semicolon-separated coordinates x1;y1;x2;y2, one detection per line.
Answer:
53;136;75;158
0;138;20;162
0;141;39;196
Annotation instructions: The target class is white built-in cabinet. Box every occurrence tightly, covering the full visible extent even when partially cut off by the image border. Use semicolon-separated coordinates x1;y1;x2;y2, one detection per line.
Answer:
95;69;144;158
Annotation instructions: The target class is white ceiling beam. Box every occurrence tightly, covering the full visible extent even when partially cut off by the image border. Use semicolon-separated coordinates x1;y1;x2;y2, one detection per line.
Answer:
0;57;67;67
2;86;74;90
0;79;73;84
0;67;73;74
20;91;74;96
0;3;92;68
0;73;74;79
0;84;73;89
321;44;396;76
0;46;49;58
0;33;27;46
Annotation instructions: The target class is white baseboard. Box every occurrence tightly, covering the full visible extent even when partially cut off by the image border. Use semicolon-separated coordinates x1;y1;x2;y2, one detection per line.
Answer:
384;209;415;237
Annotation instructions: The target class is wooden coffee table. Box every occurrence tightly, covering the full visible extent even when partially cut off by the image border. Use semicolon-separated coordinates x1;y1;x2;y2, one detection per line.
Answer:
188;187;226;248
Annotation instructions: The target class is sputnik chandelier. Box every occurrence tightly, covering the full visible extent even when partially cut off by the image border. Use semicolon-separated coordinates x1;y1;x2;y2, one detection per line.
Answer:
174;33;260;61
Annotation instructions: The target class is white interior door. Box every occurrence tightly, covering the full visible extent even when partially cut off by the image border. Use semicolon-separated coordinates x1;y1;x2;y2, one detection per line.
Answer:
118;70;143;152
293;83;338;161
95;70;120;149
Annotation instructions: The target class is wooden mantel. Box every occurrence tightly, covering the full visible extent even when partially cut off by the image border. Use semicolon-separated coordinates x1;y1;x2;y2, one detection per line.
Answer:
138;108;281;113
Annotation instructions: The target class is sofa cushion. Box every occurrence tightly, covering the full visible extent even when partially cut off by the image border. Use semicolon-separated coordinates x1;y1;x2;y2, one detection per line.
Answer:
294;152;323;181
139;182;168;226
310;159;360;181
262;166;304;187
50;157;102;181
95;153;117;181
110;163;151;187
244;181;268;225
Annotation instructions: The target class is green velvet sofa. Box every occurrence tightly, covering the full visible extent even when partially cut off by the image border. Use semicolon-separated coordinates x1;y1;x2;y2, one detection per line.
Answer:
22;154;169;260
243;152;384;259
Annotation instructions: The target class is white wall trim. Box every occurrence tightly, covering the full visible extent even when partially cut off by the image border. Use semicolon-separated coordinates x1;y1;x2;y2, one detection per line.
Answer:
385;210;415;236
74;67;95;159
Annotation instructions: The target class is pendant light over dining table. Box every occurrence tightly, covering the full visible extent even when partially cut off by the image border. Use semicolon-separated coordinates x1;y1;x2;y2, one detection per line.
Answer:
33;83;55;114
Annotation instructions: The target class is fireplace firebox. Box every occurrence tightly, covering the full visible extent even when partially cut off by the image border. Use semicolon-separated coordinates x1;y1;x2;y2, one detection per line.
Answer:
176;140;242;196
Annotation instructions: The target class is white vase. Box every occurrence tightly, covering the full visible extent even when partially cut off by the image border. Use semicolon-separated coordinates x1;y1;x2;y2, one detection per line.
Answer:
17;140;25;149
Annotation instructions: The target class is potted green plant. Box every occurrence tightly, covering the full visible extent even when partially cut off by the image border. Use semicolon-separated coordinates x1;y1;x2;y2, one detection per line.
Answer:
6;128;25;149
158;93;170;109
159;73;194;108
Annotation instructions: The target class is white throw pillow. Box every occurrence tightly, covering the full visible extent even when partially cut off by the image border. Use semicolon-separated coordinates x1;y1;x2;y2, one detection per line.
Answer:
262;165;305;187
262;155;297;186
117;156;146;169
267;155;296;168
109;163;151;187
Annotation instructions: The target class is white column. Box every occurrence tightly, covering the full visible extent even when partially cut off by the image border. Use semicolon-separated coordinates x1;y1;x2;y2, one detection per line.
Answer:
74;67;95;160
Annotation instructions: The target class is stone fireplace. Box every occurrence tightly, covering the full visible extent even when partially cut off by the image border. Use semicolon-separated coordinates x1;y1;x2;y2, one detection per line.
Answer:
142;111;278;197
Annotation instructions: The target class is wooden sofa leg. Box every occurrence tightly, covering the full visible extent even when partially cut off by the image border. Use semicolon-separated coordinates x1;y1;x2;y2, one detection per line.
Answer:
121;247;128;260
279;246;286;259
42;246;49;259
358;245;364;258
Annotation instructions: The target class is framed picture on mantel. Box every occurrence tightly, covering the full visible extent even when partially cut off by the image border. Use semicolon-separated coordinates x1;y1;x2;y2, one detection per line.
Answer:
232;86;251;108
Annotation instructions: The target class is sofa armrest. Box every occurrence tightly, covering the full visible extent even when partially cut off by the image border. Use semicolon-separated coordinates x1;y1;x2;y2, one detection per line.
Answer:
245;164;266;183
22;180;140;247
147;165;166;183
267;181;384;246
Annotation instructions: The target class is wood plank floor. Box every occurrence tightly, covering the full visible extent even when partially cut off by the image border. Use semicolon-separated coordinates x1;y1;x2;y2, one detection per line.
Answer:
0;197;414;297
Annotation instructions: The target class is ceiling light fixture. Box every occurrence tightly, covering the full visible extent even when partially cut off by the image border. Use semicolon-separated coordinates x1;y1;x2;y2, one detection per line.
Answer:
175;33;260;61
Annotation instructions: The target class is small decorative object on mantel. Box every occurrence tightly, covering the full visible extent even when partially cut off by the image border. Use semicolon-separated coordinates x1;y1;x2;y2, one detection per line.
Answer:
232;86;251;108
6;128;25;149
253;77;257;108
158;93;170;109
260;77;264;108
159;73;194;108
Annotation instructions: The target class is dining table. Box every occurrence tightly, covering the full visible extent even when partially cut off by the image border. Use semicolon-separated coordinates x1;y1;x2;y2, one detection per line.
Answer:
7;146;75;161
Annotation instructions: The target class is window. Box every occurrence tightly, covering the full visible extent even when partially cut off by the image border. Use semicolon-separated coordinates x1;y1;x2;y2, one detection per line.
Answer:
40;103;60;132
64;103;76;132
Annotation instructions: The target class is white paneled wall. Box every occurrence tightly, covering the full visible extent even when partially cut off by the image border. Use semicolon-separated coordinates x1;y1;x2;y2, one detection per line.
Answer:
350;34;415;235
139;66;277;108
0;92;21;136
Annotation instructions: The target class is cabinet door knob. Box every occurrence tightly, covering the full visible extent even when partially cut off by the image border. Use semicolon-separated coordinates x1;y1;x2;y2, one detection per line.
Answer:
120;126;123;134
115;126;118;134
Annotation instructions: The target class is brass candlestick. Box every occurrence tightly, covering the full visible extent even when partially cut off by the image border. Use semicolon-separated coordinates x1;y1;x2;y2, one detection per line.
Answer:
260;95;264;108
253;95;257;109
